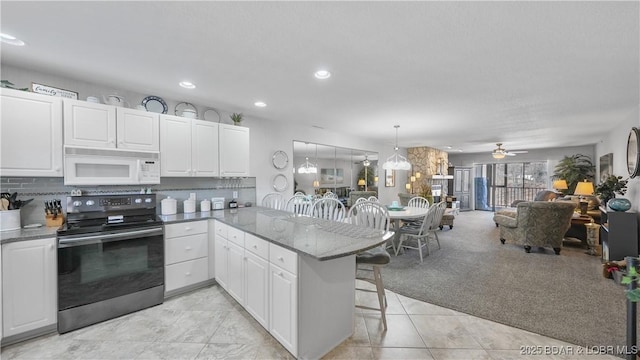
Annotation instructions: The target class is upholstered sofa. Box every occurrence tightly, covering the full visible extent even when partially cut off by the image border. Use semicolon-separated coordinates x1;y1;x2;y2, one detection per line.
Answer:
347;191;377;207
493;201;576;254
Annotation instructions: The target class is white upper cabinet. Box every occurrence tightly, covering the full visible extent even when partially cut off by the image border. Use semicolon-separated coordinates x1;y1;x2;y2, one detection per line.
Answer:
63;100;116;148
160;115;219;177
64;99;159;151
0;89;63;177
219;124;250;176
160;115;191;176
116;108;160;151
192;120;219;177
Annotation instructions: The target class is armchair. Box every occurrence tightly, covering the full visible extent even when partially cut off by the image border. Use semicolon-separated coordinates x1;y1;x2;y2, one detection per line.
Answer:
493;201;575;254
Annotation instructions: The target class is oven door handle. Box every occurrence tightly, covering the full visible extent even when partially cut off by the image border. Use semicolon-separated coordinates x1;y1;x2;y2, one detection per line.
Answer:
58;227;164;248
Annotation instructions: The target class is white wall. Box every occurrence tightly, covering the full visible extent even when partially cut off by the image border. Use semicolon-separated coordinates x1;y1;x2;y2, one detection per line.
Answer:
595;105;640;211
1;65;408;206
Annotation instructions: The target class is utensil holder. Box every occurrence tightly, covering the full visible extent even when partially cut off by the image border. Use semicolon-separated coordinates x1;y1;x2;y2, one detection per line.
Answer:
45;214;64;228
0;209;21;231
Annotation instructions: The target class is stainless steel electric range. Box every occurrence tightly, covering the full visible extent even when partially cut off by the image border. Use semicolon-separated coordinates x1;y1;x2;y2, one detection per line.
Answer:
56;194;164;333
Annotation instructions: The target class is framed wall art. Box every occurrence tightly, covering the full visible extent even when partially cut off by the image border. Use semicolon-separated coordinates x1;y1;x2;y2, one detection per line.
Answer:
599;153;613;182
385;169;395;187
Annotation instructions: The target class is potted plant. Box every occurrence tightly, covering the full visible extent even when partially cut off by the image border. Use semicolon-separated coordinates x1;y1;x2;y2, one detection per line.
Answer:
596;174;631;211
553;154;595;194
229;112;244;126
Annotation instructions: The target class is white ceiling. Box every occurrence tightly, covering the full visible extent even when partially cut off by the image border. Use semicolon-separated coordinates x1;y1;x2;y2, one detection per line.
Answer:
1;1;638;154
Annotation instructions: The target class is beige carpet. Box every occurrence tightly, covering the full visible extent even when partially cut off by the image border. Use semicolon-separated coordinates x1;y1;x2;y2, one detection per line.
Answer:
380;210;631;350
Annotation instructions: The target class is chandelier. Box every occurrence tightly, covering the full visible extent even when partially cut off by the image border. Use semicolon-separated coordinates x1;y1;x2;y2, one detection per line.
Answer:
297;143;317;174
382;125;411;171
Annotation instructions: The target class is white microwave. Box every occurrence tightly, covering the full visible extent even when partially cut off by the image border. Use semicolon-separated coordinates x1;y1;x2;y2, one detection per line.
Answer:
64;146;160;185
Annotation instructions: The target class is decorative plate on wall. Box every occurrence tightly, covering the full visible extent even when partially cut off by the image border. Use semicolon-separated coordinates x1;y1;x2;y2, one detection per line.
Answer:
272;150;288;170
272;174;289;192
142;95;168;114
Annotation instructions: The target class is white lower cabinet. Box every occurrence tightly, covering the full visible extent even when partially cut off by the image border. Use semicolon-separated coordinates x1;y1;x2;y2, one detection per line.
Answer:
2;238;57;339
164;221;209;294
244;242;269;328
269;263;298;356
214;235;228;289
226;241;245;303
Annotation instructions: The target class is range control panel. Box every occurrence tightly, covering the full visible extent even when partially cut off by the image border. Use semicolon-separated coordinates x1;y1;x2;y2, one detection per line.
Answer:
67;194;156;213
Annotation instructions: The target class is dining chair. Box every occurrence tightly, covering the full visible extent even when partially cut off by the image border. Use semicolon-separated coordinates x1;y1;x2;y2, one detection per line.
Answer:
323;191;338;199
308;197;346;221
355;197;368;205
347;201;391;330
396;206;435;261
294;191;305;196
261;192;285;210
285;194;314;215
367;196;379;202
397;201;446;261
407;196;430;208
402;196;430;227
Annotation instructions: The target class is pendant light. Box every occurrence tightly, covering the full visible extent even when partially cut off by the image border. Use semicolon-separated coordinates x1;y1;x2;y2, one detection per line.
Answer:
297;143;317;174
382;125;411;171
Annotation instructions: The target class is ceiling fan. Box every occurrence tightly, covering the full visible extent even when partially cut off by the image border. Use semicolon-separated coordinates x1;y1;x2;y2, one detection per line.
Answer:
491;143;528;159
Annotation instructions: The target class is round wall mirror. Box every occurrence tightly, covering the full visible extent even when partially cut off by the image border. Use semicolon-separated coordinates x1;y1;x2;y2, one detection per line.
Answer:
627;127;640;178
272;150;288;169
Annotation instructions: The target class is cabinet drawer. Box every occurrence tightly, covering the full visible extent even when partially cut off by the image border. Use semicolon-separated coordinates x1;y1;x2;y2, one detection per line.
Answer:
215;220;228;239
165;257;208;292
245;233;269;260
269;244;298;275
165;233;208;265
165;221;208;238
228;227;245;247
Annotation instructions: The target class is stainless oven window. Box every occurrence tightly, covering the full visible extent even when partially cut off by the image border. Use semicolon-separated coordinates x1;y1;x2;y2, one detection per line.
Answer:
58;230;164;311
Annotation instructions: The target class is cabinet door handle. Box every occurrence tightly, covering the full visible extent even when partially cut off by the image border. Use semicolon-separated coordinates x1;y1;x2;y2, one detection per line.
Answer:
185;272;191;276
253;245;258;249
278;271;284;277
278;256;284;262
184;227;192;231
185;246;192;250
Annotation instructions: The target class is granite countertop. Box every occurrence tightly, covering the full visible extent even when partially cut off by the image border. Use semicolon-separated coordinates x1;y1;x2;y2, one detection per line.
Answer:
162;207;393;261
3;208;393;261
0;226;59;244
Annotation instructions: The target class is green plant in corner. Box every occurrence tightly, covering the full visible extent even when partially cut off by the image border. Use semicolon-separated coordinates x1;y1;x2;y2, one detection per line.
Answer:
553;154;595;194
621;265;640;301
595;175;628;205
1;80;28;91
229;112;244;125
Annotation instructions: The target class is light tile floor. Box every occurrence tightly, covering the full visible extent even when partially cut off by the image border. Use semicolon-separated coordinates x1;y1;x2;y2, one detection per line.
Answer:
1;282;620;360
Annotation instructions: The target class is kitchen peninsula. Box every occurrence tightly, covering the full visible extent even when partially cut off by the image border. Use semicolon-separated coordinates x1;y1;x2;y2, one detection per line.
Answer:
161;207;393;359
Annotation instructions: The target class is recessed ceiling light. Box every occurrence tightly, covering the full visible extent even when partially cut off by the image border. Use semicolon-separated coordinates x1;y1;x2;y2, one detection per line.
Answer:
314;70;331;80
254;101;267;107
179;81;196;89
1;33;25;46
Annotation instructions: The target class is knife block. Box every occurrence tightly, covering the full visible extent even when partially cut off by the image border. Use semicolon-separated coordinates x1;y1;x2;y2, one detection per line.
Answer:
45;214;64;227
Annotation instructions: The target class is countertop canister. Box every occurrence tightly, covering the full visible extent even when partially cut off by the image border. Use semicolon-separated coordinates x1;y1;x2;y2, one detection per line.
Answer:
184;199;196;214
200;199;211;212
161;197;177;215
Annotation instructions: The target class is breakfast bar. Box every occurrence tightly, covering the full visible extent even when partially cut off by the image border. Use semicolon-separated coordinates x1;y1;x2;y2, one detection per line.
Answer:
162;207;393;360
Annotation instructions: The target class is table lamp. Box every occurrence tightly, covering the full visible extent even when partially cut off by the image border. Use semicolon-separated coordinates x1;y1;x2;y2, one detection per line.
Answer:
552;179;568;195
573;180;594;215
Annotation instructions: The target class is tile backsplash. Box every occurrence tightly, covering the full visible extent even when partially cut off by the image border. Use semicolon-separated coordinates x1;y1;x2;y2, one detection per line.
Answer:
0;176;256;226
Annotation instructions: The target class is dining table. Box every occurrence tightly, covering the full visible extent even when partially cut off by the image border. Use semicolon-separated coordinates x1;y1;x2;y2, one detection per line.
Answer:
386;206;430;253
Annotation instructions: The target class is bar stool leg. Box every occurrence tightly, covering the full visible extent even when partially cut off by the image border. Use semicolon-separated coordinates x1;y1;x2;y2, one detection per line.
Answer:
373;265;387;331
